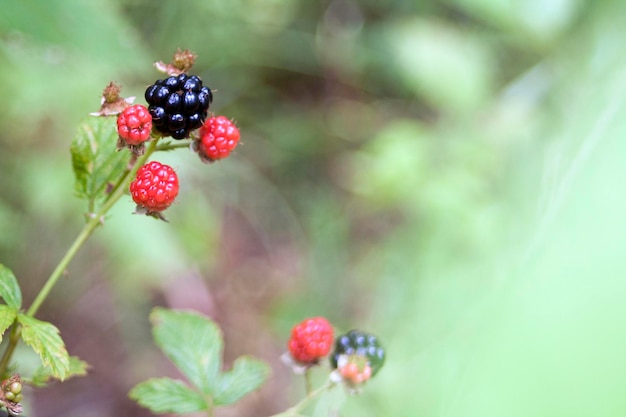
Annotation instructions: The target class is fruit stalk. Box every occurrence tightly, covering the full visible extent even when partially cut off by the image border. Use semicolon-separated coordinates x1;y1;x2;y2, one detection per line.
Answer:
268;380;336;417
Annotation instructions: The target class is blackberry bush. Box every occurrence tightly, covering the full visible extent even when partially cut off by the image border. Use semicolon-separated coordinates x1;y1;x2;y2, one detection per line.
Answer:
0;49;385;417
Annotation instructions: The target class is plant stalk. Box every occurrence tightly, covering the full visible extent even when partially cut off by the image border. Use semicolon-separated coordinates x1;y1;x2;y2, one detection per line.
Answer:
304;369;312;395
27;139;157;316
0;140;159;376
156;141;191;152
0;325;22;378
269;380;335;417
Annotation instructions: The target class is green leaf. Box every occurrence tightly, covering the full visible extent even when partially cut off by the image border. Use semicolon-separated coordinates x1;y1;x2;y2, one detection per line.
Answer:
30;356;90;387
129;377;208;414
214;356;270;406
0;264;22;309
17;314;70;380
150;308;222;395
0;305;17;343
70;116;129;205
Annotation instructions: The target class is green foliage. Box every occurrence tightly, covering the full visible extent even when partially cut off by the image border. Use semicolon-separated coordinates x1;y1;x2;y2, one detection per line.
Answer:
17;314;70;381
0;265;87;383
0;263;21;344
348;120;428;208
70;116;129;212
387;19;493;112
212;356;271;406
130;308;269;414
150;308;223;395
30;356;90;387
0;264;22;309
0;305;17;344
130;378;208;414
3;0;626;415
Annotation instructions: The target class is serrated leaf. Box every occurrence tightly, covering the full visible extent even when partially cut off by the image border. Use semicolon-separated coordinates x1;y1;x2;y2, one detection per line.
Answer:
18;314;70;380
68;355;90;376
151;308;222;395
30;356;90;387
214;356;270;406
0;305;17;343
0;264;22;309
70;116;129;205
129;377;208;414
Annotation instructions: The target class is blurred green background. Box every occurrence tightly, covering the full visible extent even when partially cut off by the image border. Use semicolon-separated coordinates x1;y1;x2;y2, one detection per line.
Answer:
2;0;626;416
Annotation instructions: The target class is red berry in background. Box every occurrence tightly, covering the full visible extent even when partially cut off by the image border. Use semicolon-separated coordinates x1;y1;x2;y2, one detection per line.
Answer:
196;116;240;162
117;104;153;145
288;317;334;364
130;161;179;213
339;360;372;384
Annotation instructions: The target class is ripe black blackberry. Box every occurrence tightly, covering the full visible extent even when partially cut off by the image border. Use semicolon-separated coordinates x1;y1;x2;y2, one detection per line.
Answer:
330;329;385;376
144;74;212;139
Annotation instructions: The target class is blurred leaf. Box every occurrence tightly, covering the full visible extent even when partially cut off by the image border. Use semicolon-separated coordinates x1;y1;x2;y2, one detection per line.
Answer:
150;308;222;395
0;264;22;309
0;0;150;141
129;378;209;414
30;355;90;387
0;0;148;63
0;305;17;343
213;356;270;406
17;314;70;380
447;0;582;42
388;19;493;112
141;308;269;411
70;116;129;209
348;120;428;207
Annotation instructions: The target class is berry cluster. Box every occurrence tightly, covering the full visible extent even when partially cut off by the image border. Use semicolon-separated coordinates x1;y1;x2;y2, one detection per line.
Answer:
145;74;212;139
103;51;243;220
1;375;24;415
3;380;22;403
284;317;385;389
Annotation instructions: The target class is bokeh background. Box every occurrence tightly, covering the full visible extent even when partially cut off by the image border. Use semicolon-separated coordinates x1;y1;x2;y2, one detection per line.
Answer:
3;0;626;416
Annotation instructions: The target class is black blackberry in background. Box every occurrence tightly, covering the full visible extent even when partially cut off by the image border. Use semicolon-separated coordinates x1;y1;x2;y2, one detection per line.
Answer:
144;74;212;139
330;329;385;376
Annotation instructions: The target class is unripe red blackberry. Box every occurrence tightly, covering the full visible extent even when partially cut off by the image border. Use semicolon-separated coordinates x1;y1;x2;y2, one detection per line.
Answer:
144;74;212;139
130;161;179;214
117;104;153;145
288;317;334;365
196;116;241;162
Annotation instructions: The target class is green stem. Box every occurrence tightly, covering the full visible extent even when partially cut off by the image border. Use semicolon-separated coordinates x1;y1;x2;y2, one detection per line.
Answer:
304;369;312;395
106;139;176;202
103;153;138;205
26;216;100;317
156;141;191;152
28;139;157;316
0;140;159;376
269;380;335;417
206;398;214;417
0;325;22;378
